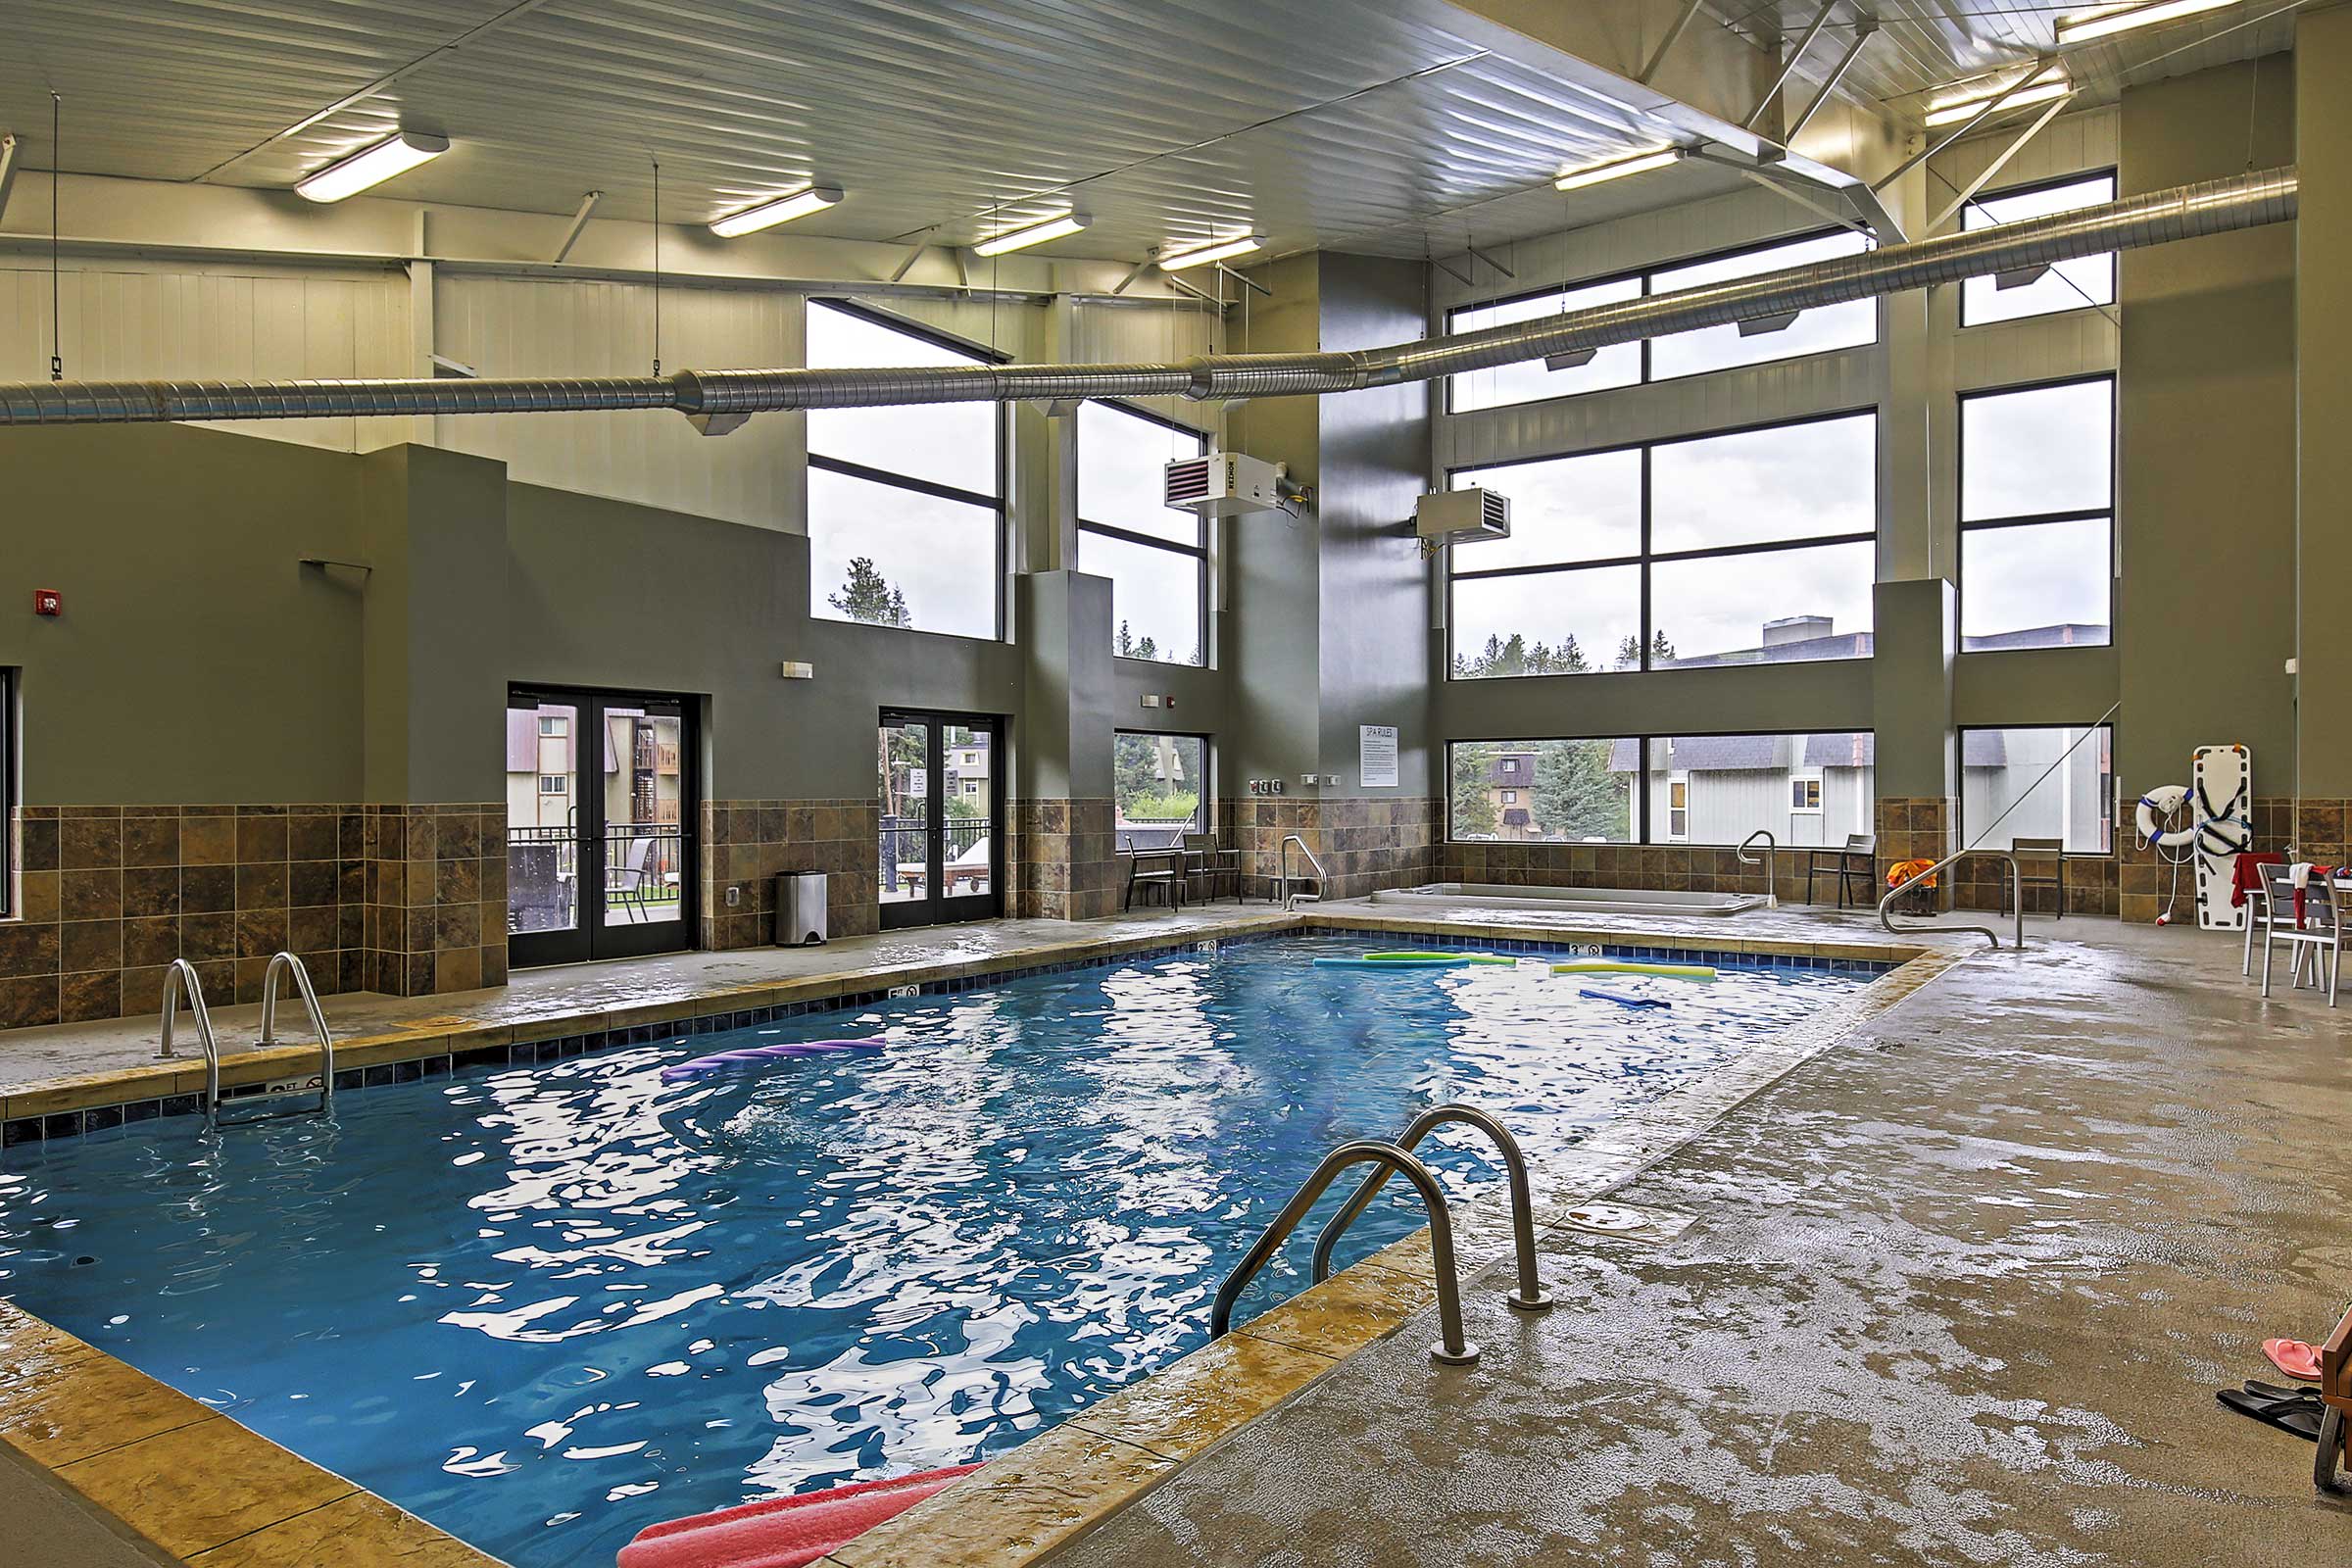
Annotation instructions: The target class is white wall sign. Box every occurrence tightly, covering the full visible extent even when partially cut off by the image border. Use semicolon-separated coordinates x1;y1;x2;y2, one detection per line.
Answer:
1359;725;1399;789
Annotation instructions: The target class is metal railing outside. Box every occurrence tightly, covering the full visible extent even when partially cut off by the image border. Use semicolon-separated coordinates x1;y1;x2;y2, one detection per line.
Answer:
1211;1139;1481;1365
507;823;685;929
879;814;993;894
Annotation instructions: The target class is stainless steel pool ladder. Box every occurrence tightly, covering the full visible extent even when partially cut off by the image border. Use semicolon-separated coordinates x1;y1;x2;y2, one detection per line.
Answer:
1310;1103;1553;1314
156;954;334;1132
1878;848;2024;951
1212;1139;1481;1364
1278;835;1325;908
1738;828;1779;907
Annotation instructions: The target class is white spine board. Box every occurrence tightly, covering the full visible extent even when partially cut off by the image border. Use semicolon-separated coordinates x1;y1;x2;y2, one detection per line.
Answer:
2192;744;2253;931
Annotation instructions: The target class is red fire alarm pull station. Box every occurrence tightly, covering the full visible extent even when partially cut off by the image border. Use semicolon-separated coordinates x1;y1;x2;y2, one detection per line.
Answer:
32;590;62;616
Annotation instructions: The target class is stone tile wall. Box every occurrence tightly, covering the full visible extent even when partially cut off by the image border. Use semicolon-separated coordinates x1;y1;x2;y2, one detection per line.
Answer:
699;799;882;948
1;804;370;1029
1435;838;1819;904
1223;797;1438;902
2116;794;2352;924
361;805;509;998
1010;799;1119;920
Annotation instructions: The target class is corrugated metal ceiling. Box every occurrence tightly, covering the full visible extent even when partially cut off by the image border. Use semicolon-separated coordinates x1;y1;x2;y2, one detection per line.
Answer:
0;0;2306;266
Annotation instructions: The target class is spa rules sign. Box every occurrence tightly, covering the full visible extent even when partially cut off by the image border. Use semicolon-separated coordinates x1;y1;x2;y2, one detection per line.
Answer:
1359;725;1398;789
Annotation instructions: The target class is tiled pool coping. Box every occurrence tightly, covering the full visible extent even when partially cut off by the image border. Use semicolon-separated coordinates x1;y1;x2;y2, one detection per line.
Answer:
0;911;1958;1568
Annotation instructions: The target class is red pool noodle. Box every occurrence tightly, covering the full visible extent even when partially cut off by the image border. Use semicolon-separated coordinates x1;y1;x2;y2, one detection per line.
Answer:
618;1464;981;1568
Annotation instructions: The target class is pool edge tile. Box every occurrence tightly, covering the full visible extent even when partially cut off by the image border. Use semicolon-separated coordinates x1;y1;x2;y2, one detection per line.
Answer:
826;1422;1172;1568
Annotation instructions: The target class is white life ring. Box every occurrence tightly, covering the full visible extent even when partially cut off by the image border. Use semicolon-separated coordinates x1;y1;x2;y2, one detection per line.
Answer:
2136;785;2195;848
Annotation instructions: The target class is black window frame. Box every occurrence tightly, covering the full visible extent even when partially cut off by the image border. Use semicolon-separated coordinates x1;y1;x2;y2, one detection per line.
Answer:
1112;728;1214;837
805;297;1010;642
1442;224;1880;416
1446;406;1881;680
1956;169;2119;328
1955;721;2118;858
1444;728;1877;848
1077;400;1212;668
1955;370;2117;655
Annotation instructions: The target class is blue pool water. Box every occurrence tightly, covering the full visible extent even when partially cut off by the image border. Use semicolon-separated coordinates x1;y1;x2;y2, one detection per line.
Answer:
0;935;1869;1567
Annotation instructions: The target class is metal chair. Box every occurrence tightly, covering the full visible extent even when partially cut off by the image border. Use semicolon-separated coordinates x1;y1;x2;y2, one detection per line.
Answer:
2000;836;2067;920
1123;848;1184;910
605;835;658;921
1805;833;1878;908
1181;832;1239;904
2255;869;2341;1006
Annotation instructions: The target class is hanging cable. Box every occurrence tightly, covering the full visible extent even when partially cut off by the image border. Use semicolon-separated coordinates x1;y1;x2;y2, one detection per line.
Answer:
49;92;62;382
651;158;662;377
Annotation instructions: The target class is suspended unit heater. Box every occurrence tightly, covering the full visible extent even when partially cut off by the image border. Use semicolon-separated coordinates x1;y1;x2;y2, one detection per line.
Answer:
1414;486;1511;547
1163;451;1289;516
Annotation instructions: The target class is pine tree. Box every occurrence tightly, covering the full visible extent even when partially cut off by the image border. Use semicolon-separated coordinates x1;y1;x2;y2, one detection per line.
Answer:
1450;742;1500;837
830;557;911;627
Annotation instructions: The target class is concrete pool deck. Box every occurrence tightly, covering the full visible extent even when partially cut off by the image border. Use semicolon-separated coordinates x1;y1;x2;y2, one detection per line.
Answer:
1042;916;2352;1567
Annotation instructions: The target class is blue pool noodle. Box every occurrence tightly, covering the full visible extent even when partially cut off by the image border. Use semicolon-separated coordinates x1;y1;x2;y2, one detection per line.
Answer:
1578;987;1669;1010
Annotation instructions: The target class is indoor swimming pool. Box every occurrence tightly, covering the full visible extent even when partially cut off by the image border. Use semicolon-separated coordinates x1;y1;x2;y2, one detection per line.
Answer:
0;934;1878;1568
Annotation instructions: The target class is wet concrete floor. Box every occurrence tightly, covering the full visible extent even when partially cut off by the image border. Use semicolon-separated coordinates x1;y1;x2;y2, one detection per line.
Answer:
1057;921;2352;1566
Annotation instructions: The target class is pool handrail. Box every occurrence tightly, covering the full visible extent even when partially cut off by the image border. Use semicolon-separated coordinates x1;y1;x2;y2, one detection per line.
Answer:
258;951;336;1113
1278;834;1326;909
1737;828;1778;906
1309;1103;1552;1313
159;958;226;1130
1879;848;2022;950
1212;1139;1479;1365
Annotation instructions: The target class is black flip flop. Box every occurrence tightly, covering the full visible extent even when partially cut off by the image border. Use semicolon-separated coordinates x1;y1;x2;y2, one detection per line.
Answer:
2217;1386;2325;1442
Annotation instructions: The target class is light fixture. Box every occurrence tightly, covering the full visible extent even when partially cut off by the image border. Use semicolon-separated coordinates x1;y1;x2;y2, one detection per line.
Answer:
973;212;1090;256
2056;0;2234;44
710;183;845;238
1553;148;1682;193
1160;233;1264;270
295;130;450;203
1923;75;2071;127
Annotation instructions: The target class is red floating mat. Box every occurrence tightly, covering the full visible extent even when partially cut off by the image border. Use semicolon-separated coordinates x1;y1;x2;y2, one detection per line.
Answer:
618;1464;982;1568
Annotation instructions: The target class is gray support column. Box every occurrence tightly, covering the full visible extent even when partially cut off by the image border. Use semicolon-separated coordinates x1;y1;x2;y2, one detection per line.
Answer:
2297;10;2352;806
1871;577;1956;896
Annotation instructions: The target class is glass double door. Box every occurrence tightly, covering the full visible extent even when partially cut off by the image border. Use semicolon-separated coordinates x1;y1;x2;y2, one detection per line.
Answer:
507;688;698;967
880;710;1004;929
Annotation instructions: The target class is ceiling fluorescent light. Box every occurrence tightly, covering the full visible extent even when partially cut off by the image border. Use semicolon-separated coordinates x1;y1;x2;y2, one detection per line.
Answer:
295;131;450;203
1160;233;1264;270
710;183;845;238
1923;77;2071;127
973;212;1090;256
1554;148;1682;193
2056;0;2234;44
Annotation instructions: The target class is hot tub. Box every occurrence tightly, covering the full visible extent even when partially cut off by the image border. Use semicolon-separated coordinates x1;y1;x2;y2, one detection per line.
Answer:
1368;882;1766;916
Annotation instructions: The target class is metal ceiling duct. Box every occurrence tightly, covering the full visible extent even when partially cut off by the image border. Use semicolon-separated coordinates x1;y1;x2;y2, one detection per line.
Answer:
0;168;2296;429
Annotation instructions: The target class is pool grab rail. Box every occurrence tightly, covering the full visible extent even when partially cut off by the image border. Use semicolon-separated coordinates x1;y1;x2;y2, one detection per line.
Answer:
1310;1103;1552;1313
1278;834;1325;909
1211;1139;1481;1365
1737;828;1779;907
259;951;336;1114
158;954;334;1132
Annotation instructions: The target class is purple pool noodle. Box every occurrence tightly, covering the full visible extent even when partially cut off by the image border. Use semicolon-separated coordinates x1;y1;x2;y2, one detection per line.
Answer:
661;1038;885;1081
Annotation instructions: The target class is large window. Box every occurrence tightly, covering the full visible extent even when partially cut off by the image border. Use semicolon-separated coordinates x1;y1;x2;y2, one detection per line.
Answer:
1449;731;1873;848
1959;376;2113;651
1114;732;1206;848
807;301;1004;639
1446;228;1877;413
1959;725;2114;855
1078;402;1209;665
1960;172;2117;326
1449;411;1877;678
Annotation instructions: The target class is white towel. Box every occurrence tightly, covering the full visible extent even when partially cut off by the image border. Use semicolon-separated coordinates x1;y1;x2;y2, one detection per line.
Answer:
2291;861;2315;891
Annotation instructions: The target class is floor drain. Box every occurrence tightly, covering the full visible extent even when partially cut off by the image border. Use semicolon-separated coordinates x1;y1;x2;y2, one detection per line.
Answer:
1563;1202;1649;1233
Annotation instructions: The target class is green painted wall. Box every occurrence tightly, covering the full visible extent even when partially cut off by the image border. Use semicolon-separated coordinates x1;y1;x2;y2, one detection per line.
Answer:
2118;57;2298;793
0;422;365;804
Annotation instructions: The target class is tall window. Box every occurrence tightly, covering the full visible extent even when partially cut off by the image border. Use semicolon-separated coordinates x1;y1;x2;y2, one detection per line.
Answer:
1959;376;2113;651
1959;725;2114;854
1077;402;1209;665
1114;732;1206;848
1960;172;2117;326
1446;228;1877;413
806;301;1004;639
1449;411;1877;678
1448;732;1873;848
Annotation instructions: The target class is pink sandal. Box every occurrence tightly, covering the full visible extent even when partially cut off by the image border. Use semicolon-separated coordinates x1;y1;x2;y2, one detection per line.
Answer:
2263;1337;2323;1382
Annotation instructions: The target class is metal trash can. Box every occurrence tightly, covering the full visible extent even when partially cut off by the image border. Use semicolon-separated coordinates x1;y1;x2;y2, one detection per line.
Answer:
775;872;827;946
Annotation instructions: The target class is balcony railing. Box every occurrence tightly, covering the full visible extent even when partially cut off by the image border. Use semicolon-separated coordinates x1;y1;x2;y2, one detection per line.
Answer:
508;823;685;931
880;815;993;894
